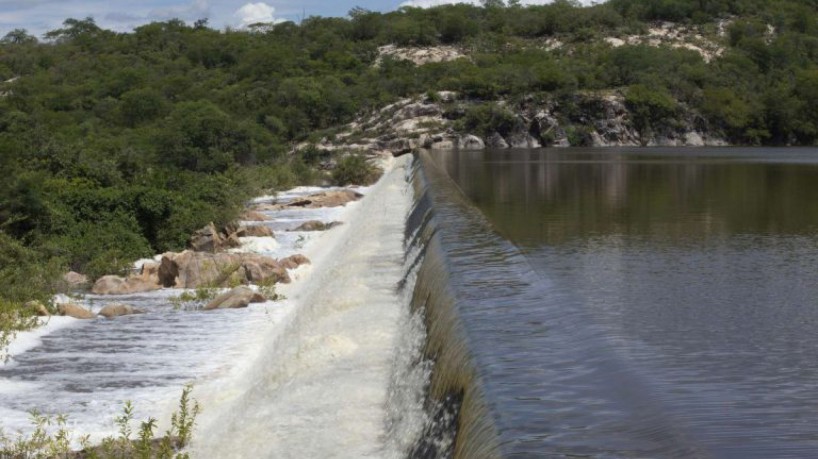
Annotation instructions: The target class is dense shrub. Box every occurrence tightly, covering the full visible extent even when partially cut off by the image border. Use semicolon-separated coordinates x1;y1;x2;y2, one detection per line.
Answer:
332;155;381;186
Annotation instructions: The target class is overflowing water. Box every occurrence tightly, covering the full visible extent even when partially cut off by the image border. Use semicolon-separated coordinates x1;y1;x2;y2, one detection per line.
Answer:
413;148;818;458
0;156;428;456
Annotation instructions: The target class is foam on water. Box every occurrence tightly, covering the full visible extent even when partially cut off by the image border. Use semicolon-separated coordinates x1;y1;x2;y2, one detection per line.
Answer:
0;161;413;453
190;155;421;458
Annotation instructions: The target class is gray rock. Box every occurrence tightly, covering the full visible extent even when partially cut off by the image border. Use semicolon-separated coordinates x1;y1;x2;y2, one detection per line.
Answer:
485;132;509;149
458;134;485;150
507;132;542;149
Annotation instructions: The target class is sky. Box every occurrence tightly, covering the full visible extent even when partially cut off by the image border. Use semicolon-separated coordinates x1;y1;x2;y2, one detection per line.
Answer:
0;0;598;37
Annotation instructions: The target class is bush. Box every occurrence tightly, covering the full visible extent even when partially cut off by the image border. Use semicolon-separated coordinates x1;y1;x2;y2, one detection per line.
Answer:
331;154;380;186
456;103;521;137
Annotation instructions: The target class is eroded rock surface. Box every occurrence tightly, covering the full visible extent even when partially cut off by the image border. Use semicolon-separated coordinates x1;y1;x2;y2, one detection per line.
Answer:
158;251;291;289
98;303;145;319
58;303;95;320
204;286;267;310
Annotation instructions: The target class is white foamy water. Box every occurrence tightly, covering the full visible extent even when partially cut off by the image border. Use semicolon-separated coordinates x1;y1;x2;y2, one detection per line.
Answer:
0;156;420;455
190;156;422;458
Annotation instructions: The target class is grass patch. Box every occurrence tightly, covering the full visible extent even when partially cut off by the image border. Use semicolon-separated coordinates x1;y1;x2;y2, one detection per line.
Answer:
0;385;200;459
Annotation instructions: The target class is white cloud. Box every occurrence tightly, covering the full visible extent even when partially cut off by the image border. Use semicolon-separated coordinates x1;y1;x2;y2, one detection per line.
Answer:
400;0;598;7
149;0;210;21
234;2;277;27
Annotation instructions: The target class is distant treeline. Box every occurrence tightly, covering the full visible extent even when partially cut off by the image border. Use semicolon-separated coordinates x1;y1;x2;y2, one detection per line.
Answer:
1;0;818;303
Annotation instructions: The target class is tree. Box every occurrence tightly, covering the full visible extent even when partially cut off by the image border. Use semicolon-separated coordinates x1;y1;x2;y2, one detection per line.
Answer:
1;29;37;45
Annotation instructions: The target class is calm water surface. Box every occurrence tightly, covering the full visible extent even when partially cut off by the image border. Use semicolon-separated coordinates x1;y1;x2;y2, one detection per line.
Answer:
431;148;818;458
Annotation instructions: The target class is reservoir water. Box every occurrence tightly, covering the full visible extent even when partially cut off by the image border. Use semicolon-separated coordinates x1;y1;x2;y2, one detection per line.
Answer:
417;148;818;458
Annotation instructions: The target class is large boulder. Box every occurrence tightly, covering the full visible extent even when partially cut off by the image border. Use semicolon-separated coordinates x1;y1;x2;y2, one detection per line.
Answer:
485;132;509;149
204;286;267;310
243;225;274;237
92;274;162;295
63;271;89;289
279;254;311;270
58;303;96;320
190;222;223;252
158;251;291;289
241;256;290;285
458;134;485;150
290;221;342;232
98;303;145;319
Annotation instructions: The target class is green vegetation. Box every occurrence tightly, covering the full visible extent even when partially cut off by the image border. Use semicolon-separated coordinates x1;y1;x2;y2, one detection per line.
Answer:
0;385;199;458
1;0;817;299
331;155;381;186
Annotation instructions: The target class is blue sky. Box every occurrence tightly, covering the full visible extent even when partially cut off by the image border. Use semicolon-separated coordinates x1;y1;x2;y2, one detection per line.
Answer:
0;0;597;37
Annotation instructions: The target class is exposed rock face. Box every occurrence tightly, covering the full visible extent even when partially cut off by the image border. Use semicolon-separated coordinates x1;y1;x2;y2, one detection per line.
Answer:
92;273;162;295
394;102;442;121
63;271;89;288
58;303;95;320
204;286;267;310
294;91;730;160
243;225;274;237
98;303;145;319
25;301;50;317
158;251;291;289
376;45;466;66
291;221;342;232
279;254;311;270
602;21;726;63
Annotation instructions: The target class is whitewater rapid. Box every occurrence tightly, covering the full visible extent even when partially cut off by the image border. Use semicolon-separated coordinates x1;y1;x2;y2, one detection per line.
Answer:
189;154;423;457
0;155;424;457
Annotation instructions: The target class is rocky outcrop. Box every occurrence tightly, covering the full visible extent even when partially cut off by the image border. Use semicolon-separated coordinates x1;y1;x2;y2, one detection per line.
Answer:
203;286;267;310
376;45;466;66
305;91;729;156
290;221;342;232
158;251;291;289
58;303;95;320
279;254;311;270
602;21;726;63
98;303;145;319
